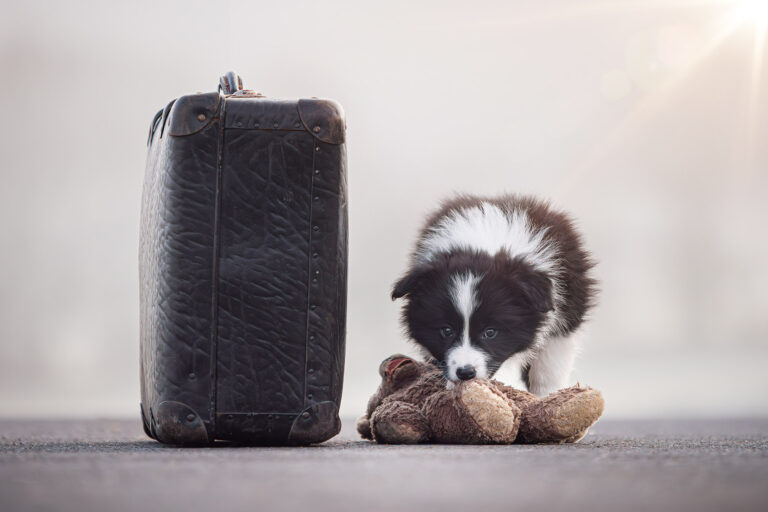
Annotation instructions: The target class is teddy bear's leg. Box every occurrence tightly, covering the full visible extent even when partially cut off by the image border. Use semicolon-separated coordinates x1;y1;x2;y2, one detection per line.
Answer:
515;385;604;444
370;400;431;444
356;415;373;440
424;380;521;444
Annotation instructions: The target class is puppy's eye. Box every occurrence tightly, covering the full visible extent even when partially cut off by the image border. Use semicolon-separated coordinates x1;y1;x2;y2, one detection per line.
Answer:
439;327;454;339
483;327;498;339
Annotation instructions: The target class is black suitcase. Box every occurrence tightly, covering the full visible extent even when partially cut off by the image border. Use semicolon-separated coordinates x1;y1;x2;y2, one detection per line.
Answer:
139;72;348;445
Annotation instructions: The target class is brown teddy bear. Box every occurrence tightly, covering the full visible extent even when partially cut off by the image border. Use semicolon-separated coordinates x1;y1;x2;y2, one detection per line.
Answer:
357;354;605;444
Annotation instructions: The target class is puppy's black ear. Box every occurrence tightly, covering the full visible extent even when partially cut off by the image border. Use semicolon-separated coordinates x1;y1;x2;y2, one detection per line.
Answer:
495;253;554;313
517;269;554;313
391;265;433;300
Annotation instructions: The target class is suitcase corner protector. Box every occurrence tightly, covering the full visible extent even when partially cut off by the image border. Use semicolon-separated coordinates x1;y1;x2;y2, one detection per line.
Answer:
298;98;346;144
152;400;211;445
287;401;341;445
167;92;221;137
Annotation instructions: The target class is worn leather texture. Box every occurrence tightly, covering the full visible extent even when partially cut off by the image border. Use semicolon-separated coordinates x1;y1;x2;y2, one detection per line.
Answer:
140;89;347;445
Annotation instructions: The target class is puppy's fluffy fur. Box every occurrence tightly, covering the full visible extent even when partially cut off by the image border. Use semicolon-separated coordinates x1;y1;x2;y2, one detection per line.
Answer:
392;194;597;396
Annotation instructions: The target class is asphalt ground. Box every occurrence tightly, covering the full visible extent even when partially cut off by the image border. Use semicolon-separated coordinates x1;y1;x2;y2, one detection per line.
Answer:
1;418;767;512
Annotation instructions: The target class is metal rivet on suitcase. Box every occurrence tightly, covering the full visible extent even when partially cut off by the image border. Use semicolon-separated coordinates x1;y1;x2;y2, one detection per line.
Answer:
315;146;320;152
188;373;196;380
235;121;242;127
197;114;206;122
314;169;320;175
314;270;320;275
308;368;314;374
301;412;311;419
294;122;301;128
313;225;319;231
227;414;233;420
313;126;321;133
307;394;313;399
309;335;315;340
186;414;195;422
273;122;278;128
314;196;319;201
310;305;317;310
312;253;318;258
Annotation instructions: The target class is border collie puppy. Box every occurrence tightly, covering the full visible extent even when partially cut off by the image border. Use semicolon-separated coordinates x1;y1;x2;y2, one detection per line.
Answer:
392;194;597;396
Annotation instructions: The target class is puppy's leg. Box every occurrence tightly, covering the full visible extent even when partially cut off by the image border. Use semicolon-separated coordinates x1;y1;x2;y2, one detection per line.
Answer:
526;334;578;396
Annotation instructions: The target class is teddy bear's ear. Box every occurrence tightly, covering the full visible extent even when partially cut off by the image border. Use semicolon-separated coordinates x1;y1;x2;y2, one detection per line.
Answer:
391;264;434;300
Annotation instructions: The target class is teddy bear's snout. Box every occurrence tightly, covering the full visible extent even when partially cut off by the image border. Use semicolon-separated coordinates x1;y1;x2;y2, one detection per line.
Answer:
455;365;477;381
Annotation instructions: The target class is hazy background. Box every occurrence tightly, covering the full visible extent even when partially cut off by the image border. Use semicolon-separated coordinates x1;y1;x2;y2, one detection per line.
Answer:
1;0;766;419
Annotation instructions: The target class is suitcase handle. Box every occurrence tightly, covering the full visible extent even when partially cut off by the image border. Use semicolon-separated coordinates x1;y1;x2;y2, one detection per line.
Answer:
219;71;243;95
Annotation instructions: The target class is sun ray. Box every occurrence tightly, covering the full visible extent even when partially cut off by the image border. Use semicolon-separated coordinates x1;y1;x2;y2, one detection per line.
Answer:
554;0;768;198
745;13;768;173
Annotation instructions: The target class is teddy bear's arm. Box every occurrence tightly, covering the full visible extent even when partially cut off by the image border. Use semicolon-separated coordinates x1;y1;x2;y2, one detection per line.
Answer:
356;415;373;440
356;385;389;440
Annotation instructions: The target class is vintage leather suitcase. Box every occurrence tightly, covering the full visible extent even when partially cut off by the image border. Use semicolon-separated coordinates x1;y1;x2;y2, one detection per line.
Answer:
139;72;348;445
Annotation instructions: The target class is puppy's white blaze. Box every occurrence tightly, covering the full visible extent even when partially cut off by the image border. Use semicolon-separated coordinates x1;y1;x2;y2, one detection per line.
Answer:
445;273;489;381
416;203;558;274
449;272;479;329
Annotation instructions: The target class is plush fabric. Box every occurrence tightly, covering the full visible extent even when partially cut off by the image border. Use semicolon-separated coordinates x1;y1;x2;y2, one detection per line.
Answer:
357;354;604;445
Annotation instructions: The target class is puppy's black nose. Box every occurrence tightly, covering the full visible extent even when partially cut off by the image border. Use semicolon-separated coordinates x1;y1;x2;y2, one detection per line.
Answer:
456;365;477;381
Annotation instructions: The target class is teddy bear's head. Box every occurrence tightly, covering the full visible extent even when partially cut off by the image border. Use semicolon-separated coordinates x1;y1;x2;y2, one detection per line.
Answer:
378;354;422;392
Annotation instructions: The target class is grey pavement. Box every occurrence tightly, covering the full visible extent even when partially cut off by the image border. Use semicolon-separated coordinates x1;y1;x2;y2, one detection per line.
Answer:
1;418;767;512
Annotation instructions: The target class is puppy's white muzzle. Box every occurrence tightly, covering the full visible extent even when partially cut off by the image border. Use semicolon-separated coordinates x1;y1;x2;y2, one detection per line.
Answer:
444;342;488;382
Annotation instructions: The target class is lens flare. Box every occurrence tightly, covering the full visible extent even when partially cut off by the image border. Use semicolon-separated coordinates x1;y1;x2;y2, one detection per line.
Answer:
733;0;768;25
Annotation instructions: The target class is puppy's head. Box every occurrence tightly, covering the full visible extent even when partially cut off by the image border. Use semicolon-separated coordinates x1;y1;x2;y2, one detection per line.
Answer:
392;251;553;382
